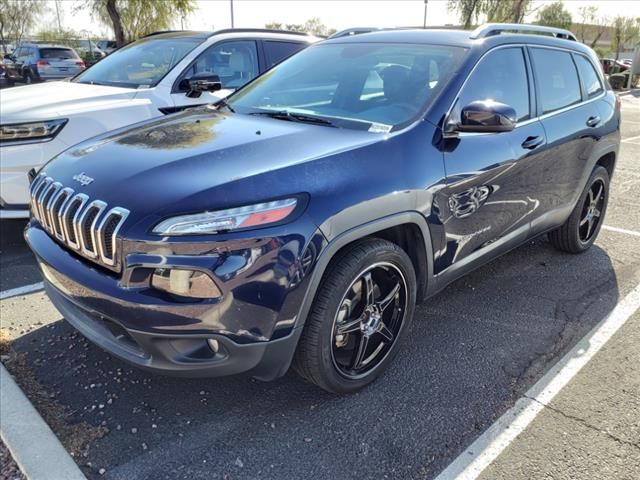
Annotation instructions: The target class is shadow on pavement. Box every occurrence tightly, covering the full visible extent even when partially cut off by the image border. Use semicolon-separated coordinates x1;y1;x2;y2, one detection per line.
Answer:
5;238;620;480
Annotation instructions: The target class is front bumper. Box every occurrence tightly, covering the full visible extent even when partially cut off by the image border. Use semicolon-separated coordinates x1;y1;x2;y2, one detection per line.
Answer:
44;281;302;378
0;137;68;213
26;219;322;379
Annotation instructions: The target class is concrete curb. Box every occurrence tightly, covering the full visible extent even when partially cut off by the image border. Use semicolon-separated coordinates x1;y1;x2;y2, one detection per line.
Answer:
0;363;86;480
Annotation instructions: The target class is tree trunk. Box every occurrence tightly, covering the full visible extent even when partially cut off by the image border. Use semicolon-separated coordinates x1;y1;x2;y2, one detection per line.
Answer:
511;0;527;23
106;0;126;47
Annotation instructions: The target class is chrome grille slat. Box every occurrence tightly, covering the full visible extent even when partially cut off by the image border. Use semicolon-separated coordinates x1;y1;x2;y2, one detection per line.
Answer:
51;187;74;241
76;200;107;259
45;182;63;232
27;173;128;271
35;177;53;225
96;207;130;266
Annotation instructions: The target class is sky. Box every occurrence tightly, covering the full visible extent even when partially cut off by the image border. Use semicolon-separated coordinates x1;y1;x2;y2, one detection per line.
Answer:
44;0;640;38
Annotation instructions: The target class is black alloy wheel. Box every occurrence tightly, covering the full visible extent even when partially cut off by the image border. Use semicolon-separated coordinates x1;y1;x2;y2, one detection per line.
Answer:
578;179;605;243
549;166;610;253
293;238;417;393
331;262;408;379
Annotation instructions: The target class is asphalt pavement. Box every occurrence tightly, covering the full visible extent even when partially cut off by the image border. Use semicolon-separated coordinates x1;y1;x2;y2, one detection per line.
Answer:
0;94;639;480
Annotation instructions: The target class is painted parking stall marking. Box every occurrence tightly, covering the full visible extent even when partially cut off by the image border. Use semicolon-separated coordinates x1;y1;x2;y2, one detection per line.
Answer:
434;282;640;480
0;282;44;301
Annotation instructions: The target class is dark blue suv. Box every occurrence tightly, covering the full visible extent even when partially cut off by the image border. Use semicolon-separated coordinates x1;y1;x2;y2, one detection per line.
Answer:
26;24;620;393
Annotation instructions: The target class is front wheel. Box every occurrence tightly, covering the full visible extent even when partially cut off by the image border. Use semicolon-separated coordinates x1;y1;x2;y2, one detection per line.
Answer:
549;166;610;253
293;238;417;393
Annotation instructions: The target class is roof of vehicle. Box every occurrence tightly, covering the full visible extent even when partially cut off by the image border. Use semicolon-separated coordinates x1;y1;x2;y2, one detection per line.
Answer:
141;28;318;41
324;24;591;54
16;43;75;49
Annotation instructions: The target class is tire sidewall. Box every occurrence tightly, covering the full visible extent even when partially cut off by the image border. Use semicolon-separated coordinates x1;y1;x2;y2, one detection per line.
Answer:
572;167;610;251
313;242;416;393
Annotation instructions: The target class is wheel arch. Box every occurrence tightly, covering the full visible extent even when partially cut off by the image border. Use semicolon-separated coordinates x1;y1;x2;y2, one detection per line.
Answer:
295;212;434;332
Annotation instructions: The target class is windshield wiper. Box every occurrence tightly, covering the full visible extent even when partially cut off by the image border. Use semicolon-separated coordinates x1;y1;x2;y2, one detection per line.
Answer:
249;110;336;127
216;98;235;113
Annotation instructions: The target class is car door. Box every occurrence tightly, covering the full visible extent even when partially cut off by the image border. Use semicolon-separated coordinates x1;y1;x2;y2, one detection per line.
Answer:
170;40;260;109
527;47;602;234
436;46;547;272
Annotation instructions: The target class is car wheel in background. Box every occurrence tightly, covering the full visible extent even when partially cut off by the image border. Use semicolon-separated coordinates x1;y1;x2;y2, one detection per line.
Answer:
293;238;417;393
549;166;610;253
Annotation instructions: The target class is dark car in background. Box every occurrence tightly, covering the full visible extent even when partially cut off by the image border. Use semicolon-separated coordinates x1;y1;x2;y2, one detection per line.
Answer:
26;24;620;393
97;40;118;55
3;44;85;84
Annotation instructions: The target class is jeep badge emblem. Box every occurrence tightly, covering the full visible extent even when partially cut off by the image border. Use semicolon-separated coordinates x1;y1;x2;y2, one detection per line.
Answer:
72;172;94;186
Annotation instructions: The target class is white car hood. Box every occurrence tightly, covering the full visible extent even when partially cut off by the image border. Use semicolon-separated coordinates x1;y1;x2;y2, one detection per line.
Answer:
0;81;139;123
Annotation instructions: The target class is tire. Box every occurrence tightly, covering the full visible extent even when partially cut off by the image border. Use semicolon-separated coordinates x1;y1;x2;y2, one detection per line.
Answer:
23;72;32;84
293;238;417;393
548;166;610;253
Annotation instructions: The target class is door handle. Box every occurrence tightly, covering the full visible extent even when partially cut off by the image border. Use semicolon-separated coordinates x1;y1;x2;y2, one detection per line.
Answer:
586;116;601;127
521;136;544;150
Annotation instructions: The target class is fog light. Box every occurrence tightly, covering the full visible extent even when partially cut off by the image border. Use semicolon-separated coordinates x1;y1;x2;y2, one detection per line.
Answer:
151;268;221;299
207;339;220;353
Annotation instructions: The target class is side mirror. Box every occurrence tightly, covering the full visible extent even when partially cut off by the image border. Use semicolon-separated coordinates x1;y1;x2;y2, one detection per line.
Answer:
180;73;222;98
457;100;517;133
4;54;14;61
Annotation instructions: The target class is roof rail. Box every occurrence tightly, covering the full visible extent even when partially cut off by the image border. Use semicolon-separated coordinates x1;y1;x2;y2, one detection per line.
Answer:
211;28;312;37
470;23;577;41
329;27;379;39
142;30;187;38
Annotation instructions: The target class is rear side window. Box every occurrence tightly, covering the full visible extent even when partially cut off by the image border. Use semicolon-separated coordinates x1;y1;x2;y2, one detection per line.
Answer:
574;55;603;99
530;48;581;114
39;48;78;60
264;41;305;68
456;47;530;122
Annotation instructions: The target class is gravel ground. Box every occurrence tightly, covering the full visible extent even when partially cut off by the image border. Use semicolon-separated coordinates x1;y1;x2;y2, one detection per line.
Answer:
0;439;25;480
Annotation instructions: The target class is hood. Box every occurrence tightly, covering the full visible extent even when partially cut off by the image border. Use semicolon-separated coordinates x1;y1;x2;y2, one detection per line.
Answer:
41;107;382;229
0;81;138;123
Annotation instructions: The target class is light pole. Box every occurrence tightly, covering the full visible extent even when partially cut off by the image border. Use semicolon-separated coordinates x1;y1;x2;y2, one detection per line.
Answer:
230;0;235;28
423;0;428;28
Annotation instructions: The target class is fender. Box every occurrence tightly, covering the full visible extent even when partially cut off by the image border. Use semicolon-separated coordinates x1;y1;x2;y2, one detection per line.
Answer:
294;211;435;331
252;212;436;380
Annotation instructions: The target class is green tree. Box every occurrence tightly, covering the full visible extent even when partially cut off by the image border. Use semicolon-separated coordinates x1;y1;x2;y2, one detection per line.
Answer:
447;0;532;29
576;6;608;48
266;18;335;36
611;16;640;60
446;0;485;29
0;0;45;54
536;1;572;30
85;0;195;47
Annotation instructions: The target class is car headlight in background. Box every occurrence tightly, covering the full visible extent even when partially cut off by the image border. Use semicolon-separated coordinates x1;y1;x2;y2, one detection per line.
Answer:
153;198;299;235
0;119;68;144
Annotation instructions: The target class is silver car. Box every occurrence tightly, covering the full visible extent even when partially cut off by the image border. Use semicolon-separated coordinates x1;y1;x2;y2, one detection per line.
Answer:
4;44;85;83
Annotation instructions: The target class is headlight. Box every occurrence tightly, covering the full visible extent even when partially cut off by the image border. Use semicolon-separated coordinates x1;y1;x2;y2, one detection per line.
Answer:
153;198;299;235
0;119;68;144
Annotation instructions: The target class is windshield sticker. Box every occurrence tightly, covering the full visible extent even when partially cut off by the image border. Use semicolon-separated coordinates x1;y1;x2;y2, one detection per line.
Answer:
368;123;392;134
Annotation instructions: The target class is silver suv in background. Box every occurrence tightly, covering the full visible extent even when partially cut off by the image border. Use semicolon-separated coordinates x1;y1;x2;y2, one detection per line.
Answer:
3;44;85;84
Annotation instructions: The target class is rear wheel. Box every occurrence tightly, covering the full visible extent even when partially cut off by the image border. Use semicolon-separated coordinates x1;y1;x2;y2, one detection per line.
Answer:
293;238;416;393
549;166;609;253
23;71;32;84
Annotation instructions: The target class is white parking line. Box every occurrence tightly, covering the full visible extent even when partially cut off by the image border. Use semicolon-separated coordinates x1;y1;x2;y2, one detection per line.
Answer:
602;225;640;237
434;282;640;480
621;134;640;144
0;282;44;301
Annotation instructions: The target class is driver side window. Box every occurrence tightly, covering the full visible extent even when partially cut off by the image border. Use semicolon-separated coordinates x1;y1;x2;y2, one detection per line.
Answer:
454;47;530;123
183;40;259;90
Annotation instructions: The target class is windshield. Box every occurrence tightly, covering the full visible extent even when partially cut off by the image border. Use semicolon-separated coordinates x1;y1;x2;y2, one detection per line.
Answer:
73;37;202;89
229;42;466;130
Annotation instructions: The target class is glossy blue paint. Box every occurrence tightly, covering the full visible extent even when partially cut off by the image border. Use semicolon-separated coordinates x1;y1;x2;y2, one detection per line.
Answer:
26;29;621;380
